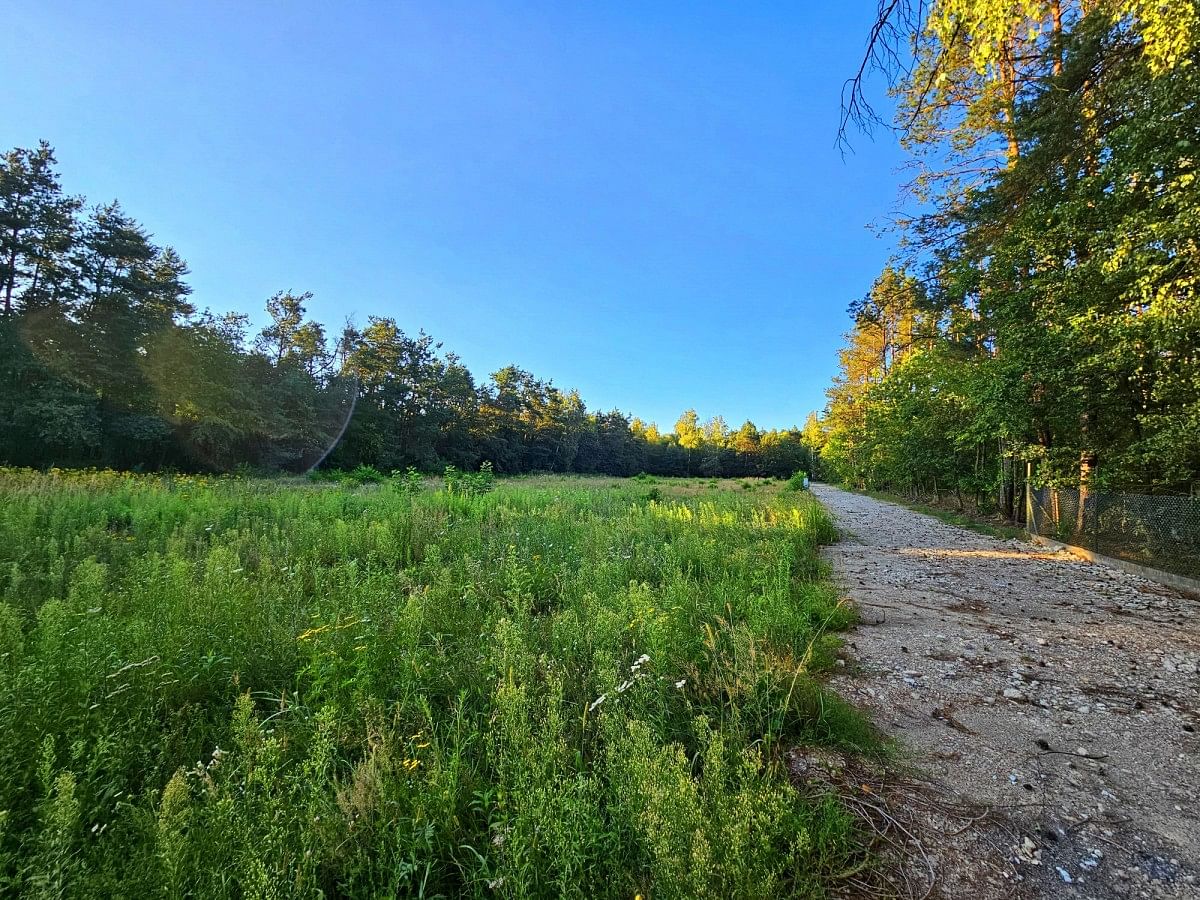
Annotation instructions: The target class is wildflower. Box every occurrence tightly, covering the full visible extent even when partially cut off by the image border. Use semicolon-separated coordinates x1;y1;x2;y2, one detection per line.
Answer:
675;679;687;689
588;693;607;712
297;624;332;641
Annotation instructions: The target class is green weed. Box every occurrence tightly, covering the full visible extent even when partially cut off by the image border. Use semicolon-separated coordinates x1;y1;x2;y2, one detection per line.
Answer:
0;467;875;897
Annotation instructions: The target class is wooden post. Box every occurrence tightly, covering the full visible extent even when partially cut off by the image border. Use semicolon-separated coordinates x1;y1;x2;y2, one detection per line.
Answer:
1076;450;1096;537
1025;461;1034;534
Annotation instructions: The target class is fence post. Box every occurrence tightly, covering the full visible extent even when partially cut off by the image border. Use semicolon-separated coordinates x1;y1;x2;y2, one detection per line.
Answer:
1025;461;1034;536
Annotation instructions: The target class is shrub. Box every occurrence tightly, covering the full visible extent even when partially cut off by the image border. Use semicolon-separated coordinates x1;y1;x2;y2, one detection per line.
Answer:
392;466;425;495
347;464;386;485
785;471;809;492
444;461;495;496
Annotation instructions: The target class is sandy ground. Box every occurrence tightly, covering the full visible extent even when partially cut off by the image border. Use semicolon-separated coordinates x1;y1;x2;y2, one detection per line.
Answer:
813;485;1200;900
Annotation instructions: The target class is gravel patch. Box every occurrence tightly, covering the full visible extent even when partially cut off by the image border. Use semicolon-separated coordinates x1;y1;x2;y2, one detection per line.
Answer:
814;484;1200;899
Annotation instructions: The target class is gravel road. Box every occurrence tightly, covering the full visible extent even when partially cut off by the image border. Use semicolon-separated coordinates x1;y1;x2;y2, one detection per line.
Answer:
813;484;1200;900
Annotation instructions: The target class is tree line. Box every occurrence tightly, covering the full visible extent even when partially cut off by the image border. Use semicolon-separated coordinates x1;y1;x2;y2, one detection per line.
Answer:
816;0;1200;508
0;144;817;478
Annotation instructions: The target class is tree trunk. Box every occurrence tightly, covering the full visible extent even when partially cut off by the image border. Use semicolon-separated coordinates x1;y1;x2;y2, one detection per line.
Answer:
2;242;18;316
1052;1;1064;76
1000;37;1020;167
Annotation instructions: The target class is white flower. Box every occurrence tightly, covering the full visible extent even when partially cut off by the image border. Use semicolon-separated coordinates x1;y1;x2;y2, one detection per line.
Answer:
588;694;607;712
675;679;687;689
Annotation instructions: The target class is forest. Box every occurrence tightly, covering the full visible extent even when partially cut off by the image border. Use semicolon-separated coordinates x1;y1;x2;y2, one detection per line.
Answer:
0;148;817;480
817;0;1200;508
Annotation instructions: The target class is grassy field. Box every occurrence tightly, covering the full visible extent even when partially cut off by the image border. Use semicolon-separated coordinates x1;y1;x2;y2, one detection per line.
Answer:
0;469;875;898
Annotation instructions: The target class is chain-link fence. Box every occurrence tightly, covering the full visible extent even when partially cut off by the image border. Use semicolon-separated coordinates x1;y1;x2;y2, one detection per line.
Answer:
1028;486;1200;580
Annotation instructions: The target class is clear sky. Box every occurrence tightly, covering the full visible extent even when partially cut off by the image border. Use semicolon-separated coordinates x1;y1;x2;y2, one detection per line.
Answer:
2;1;905;432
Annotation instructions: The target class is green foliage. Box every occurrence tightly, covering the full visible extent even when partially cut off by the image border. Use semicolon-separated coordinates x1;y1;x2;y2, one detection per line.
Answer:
1;145;824;482
392;466;425;495
0;468;873;896
784;471;808;492
345;464;385;485
825;7;1200;500
307;466;386;485
443;461;495;496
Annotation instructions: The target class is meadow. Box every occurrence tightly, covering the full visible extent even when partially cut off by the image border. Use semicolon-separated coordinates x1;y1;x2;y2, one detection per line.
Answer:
0;468;875;898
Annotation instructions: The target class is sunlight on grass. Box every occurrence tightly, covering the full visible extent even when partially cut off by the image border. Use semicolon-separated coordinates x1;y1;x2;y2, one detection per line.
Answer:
0;468;874;898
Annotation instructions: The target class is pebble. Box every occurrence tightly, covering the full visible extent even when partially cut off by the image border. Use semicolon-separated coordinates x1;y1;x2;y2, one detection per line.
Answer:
818;488;1200;897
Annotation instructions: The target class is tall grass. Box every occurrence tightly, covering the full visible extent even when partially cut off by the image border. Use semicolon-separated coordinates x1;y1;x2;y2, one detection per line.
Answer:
0;468;874;897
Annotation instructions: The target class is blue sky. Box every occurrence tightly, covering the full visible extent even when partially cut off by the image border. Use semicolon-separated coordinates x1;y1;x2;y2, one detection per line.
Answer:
3;1;906;431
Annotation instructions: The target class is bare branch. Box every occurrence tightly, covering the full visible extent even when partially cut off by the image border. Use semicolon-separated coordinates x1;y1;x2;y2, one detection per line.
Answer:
838;0;926;154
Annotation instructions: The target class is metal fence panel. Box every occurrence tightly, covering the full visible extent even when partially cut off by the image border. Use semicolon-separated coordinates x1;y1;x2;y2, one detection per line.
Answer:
1029;486;1200;580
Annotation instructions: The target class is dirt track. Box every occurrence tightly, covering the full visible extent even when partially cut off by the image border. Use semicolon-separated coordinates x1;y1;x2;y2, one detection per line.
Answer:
813;485;1200;899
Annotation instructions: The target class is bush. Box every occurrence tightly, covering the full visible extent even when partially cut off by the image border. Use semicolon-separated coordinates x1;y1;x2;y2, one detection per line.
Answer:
785;471;809;492
346;464;386;485
392;466;425;495
443;461;495;496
